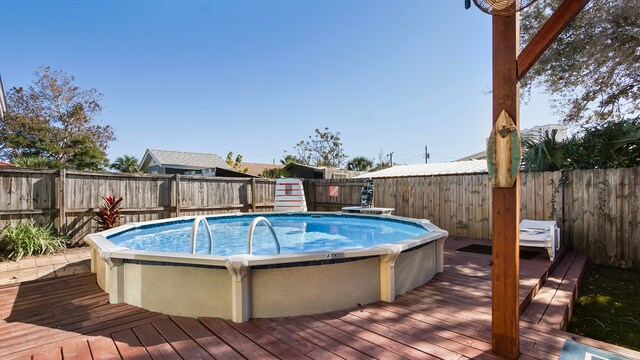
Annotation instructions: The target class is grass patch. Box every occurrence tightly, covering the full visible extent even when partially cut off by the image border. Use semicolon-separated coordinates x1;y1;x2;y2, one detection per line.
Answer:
568;264;640;351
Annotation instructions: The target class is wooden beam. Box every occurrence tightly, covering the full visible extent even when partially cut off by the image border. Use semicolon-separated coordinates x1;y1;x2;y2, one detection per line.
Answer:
492;13;521;359
517;0;589;80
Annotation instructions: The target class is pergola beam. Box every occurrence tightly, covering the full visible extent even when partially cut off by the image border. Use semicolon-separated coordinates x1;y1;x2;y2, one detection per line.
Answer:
517;0;589;80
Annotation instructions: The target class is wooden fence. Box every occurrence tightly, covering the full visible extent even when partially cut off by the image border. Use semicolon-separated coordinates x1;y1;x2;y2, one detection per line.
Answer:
0;168;276;243
2;167;638;268
307;168;640;269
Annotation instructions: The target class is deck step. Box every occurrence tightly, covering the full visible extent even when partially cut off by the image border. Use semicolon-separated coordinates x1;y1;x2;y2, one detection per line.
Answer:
521;252;587;330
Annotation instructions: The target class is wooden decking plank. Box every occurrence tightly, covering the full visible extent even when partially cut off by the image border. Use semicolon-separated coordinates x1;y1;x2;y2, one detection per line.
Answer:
152;318;214;360
1;285;101;318
342;309;488;360
87;336;121;360
277;316;371;360
538;254;587;329
132;323;180;360
227;320;311;359
111;329;152;360
294;315;407;360
362;304;492;352
61;339;92;360
171;316;244;360
250;318;324;355
311;312;431;360
199;317;278;360
86;313;169;338
31;347;62;360
521;253;577;324
0;293;111;336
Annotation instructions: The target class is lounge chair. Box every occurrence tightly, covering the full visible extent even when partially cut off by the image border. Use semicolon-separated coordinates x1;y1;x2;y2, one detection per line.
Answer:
519;219;560;261
274;178;307;212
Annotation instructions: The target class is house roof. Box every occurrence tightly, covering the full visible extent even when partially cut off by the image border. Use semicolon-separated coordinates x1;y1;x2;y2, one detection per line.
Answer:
141;149;232;170
355;160;488;178
242;162;284;177
0;161;15;167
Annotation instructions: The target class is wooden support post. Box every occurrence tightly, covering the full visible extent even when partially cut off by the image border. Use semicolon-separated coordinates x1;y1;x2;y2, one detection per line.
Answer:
492;13;520;359
58;169;67;236
251;178;257;212
174;174;181;217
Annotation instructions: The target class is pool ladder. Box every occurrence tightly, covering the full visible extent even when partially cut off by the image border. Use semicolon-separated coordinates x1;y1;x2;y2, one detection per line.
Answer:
190;216;213;254
247;216;280;254
191;216;281;255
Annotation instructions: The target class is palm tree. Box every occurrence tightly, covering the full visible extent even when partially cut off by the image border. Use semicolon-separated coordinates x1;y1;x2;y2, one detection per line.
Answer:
261;168;291;178
521;130;566;172
346;156;374;171
110;155;140;173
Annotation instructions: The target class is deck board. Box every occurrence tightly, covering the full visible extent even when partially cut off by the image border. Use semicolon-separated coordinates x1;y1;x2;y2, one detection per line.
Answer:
1;237;638;359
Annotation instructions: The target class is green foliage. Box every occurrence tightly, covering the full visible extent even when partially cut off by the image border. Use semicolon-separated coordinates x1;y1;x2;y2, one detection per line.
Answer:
0;220;66;261
225;151;248;174
280;154;303;165
261;167;291;178
1;66;115;170
11;156;64;169
521;129;566;172
346;156;374;171
110;155;140;173
521;0;640;124
564;117;640;169
523;118;640;171
93;196;123;231
568;264;640;351
289;127;348;167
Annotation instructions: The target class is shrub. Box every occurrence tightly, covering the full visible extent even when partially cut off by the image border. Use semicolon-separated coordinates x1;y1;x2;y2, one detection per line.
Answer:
1;220;67;261
94;196;123;231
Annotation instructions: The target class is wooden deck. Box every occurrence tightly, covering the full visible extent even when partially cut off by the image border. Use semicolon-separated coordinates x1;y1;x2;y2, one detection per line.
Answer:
1;238;639;360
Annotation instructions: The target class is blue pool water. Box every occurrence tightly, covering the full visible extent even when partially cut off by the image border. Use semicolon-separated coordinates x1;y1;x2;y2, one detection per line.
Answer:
107;214;429;256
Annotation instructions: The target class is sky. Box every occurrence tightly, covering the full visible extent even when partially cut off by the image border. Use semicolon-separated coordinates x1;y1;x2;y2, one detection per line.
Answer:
0;0;560;166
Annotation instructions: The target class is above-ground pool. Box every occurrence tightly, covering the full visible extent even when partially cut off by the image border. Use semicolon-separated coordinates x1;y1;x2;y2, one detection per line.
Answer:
86;212;448;322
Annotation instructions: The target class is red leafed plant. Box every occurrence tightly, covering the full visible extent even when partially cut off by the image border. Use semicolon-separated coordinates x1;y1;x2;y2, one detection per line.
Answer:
94;196;123;231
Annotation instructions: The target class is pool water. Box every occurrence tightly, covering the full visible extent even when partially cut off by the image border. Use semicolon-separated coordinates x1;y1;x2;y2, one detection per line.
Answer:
107;214;429;256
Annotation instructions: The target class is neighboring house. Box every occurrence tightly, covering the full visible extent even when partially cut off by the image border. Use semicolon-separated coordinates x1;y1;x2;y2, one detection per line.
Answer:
456;124;568;161
0;74;6;120
139;149;253;177
242;162;285;177
355;160;488;179
0;162;16;167
284;163;361;179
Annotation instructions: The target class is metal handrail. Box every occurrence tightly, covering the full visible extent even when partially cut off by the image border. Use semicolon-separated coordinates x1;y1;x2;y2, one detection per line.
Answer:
247;216;280;254
191;216;213;254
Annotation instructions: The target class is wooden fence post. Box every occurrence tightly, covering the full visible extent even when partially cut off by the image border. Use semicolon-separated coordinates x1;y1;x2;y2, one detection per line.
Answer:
174;174;181;217
251;178;257;212
58;169;67;236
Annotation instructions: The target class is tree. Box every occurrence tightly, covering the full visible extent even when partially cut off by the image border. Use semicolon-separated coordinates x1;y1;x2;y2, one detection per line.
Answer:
370;149;392;172
521;129;567;172
261;168;291;178
0;66;115;170
563;117;640;169
289;127;348;167
346;156;373;171
110;155;140;173
226;151;248;173
11;156;63;169
522;118;640;171
280;154;303;165
520;0;640;124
